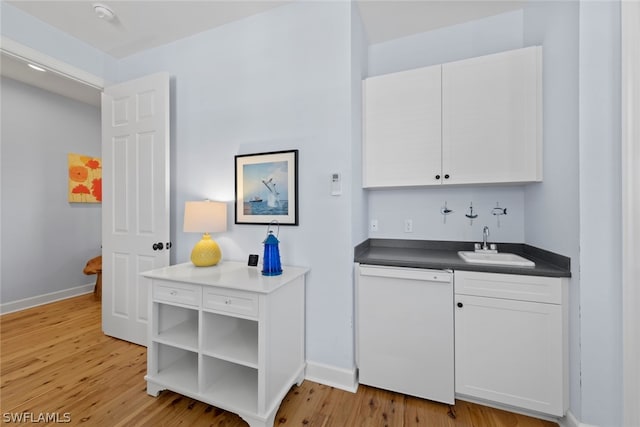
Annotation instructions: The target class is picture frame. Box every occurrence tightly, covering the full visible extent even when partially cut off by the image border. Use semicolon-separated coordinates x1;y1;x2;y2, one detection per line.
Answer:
235;150;299;225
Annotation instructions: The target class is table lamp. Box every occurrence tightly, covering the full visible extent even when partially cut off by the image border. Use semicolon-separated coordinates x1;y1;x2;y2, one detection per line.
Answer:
183;200;227;267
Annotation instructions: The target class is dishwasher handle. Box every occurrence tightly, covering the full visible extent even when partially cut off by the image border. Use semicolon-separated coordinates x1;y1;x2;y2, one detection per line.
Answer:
358;265;452;283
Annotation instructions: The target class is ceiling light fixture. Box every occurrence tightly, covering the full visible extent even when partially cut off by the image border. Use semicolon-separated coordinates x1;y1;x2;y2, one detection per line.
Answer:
27;63;46;72
93;3;115;21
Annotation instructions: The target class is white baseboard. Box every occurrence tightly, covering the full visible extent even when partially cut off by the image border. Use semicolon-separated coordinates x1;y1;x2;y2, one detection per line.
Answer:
457;394;560;424
558;410;599;427
305;361;358;393
0;283;95;315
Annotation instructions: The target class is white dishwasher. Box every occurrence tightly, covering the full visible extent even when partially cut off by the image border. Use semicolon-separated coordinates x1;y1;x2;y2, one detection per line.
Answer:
355;263;454;404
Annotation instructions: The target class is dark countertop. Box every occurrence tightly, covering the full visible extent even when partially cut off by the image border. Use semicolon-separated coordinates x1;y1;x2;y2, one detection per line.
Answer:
355;239;571;278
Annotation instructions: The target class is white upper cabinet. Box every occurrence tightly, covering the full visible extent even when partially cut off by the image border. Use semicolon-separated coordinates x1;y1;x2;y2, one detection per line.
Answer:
442;46;542;184
362;46;542;188
363;65;442;187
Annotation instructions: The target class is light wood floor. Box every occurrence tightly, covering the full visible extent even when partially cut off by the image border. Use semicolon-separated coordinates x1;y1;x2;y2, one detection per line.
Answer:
1;294;558;426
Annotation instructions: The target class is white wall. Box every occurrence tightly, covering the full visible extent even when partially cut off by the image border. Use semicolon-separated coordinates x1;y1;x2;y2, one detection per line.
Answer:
0;77;102;303
366;10;527;244
578;1;622;426
114;1;361;373
522;0;582;418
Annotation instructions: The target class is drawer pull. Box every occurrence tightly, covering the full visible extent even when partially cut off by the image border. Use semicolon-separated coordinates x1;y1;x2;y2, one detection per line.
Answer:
170;290;177;296
225;299;232;305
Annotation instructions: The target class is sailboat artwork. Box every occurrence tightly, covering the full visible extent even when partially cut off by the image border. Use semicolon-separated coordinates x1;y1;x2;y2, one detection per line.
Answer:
235;150;299;225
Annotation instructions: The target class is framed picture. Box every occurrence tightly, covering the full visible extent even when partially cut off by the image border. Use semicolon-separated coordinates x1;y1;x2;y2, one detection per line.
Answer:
68;153;102;203
235;150;299;225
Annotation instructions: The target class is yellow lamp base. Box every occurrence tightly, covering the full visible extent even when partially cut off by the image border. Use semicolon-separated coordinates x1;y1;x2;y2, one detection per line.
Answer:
190;233;221;267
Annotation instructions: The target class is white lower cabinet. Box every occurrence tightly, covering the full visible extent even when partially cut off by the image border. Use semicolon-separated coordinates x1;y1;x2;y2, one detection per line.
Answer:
142;262;308;427
454;271;568;417
356;264;454;404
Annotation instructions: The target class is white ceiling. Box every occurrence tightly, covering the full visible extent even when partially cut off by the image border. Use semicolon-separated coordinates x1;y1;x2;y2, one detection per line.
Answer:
6;1;292;59
1;0;525;106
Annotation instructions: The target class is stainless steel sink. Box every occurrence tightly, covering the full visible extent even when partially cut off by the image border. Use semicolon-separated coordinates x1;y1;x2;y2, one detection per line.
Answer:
458;251;535;267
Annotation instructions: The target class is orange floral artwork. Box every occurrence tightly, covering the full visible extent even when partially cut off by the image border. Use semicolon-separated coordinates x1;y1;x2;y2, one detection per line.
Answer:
68;153;102;203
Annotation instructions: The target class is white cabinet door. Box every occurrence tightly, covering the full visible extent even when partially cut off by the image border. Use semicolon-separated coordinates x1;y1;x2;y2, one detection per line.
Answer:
454;294;564;416
363;65;442;187
442;46;542;184
357;265;454;404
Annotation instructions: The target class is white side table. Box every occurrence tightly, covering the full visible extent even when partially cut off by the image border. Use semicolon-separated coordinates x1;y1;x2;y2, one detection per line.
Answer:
142;261;308;427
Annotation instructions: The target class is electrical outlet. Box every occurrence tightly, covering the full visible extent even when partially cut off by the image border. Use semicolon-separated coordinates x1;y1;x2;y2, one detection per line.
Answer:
404;219;413;233
371;219;379;232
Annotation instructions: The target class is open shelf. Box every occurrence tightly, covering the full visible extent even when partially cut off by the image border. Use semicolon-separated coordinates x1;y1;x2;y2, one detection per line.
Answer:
201;356;258;414
155;304;198;350
202;312;258;368
151;344;198;391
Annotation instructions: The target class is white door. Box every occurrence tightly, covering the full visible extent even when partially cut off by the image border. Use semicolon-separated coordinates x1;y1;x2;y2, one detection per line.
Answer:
454;294;563;416
102;73;170;346
442;46;542;184
362;64;442;187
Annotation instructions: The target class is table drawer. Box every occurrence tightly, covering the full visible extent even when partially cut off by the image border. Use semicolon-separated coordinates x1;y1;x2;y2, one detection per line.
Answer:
153;281;201;307
203;287;258;318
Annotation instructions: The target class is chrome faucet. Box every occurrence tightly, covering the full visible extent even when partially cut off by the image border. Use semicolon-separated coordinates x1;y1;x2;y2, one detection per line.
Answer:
482;226;490;250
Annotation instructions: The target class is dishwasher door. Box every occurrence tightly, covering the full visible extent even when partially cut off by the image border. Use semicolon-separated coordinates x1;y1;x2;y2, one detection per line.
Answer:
356;264;454;404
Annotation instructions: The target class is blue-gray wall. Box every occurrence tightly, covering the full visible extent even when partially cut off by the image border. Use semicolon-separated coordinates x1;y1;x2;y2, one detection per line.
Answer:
578;2;622;426
522;0;582;419
0;77;102;303
113;1;362;371
350;1;368;248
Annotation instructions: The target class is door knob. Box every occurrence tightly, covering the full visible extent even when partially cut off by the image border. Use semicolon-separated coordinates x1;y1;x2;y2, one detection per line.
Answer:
152;242;164;250
166;242;172;250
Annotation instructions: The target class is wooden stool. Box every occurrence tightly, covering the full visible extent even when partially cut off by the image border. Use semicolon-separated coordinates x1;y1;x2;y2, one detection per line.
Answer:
83;256;102;300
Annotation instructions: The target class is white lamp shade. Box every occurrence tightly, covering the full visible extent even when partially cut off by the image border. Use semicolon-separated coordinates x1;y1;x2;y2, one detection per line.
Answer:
183;201;227;233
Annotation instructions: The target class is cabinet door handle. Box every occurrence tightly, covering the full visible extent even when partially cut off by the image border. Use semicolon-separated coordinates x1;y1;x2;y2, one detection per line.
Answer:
435;174;441;180
444;174;450;179
457;302;463;308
